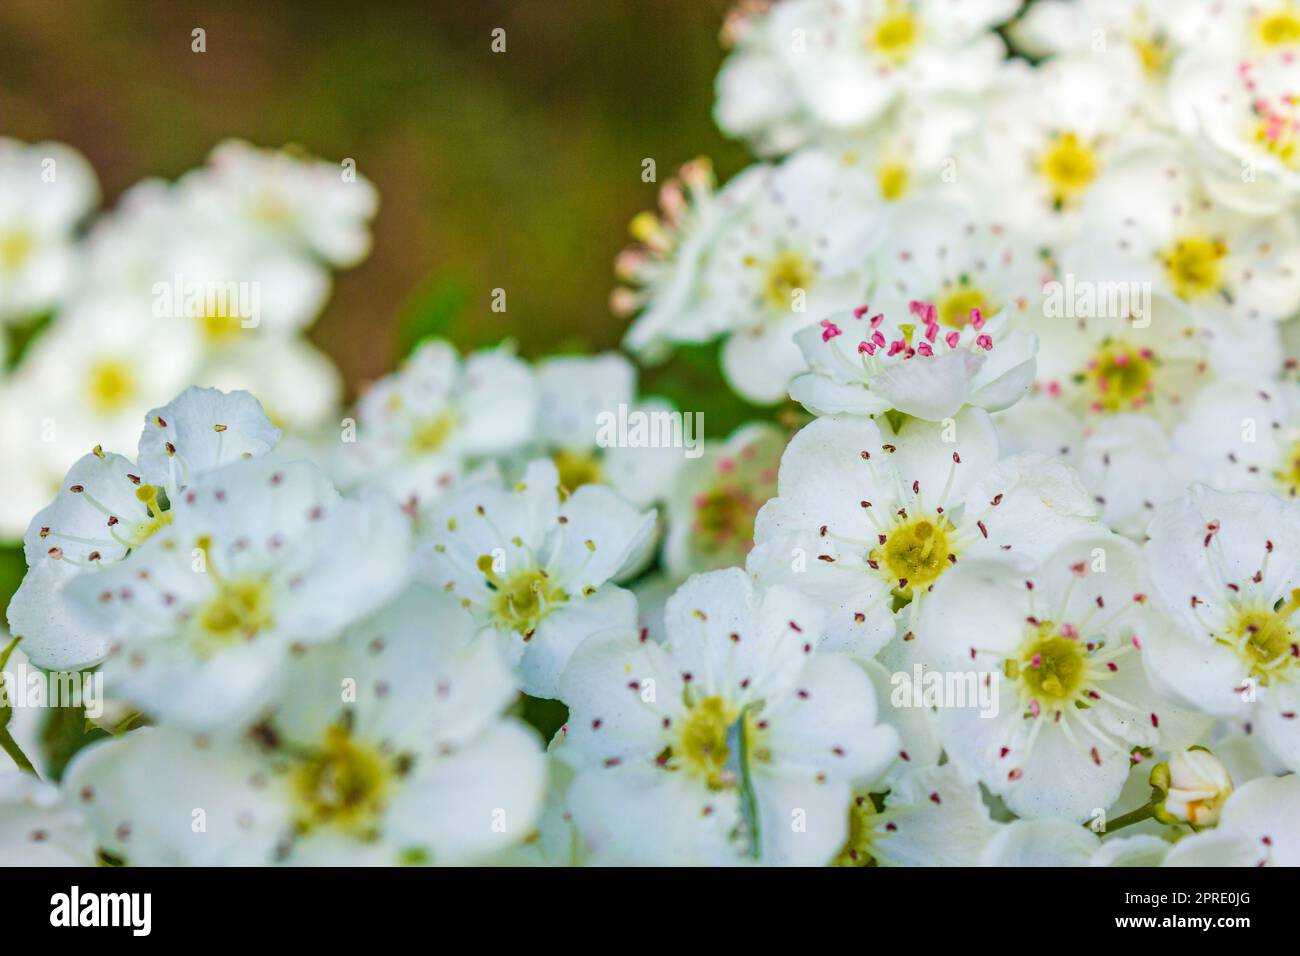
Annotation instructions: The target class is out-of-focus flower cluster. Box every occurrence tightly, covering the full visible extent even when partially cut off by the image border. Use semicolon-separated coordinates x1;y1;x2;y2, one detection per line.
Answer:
4;0;1300;867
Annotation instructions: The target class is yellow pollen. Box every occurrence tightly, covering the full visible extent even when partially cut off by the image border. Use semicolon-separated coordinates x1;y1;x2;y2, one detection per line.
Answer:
871;515;956;600
759;249;815;312
1223;593;1299;685
197;577;274;644
1162;235;1227;300
1009;626;1088;707
552;448;604;497
675;695;745;790
1039;132;1098;207
833;793;882;867
0;230;34;272
406;412;458;455
292;725;394;838
1085;340;1155;413
937;285;993;328
1256;8;1300;47
482;561;569;637
130;484;172;545
869;6;918;64
86;359;137;415
877;162;910;201
1273;437;1300;496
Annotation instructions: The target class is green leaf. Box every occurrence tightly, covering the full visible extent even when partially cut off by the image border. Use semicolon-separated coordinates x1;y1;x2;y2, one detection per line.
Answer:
40;701;112;783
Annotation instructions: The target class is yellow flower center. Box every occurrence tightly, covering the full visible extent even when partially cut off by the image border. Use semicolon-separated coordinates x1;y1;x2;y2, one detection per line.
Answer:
1085;340;1155;413
759;249;815;312
201;306;244;345
480;558;569;638
877;161;910;201
1010;630;1089;707
1253;112;1300;170
1273;437;1300;496
833;793;882;867
552;448;603;497
870;514;956;600
197;576;275;643
1132;35;1170;76
1257;8;1300;46
869;7;918;64
86;359;137;415
292;724;394;838
1224;593;1299;685
937;285;994;328
675;695;740;789
406;412;458;456
129;484;172;547
0;229;34;272
1162;235;1227;300
1039;132;1098;207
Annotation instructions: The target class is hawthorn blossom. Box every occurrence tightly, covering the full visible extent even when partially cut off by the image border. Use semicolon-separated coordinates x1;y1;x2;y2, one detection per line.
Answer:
558;568;899;865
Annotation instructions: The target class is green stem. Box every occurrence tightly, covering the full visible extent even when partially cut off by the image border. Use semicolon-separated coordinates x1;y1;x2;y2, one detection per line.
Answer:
1101;802;1157;834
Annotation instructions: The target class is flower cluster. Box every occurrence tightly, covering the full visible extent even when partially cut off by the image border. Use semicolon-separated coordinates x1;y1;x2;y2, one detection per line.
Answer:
0;139;376;538
4;0;1300;868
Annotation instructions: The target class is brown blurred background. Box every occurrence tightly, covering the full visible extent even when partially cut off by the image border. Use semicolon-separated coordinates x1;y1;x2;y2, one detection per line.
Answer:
0;0;749;395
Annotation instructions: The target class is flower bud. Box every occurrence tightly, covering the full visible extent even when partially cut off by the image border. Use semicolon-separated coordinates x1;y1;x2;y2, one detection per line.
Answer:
1152;748;1233;826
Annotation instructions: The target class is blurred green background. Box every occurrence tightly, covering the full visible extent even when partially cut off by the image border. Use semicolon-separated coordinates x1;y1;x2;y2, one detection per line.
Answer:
0;0;750;392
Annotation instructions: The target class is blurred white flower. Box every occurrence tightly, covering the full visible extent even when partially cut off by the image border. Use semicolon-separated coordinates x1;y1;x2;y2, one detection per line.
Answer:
0;139;98;324
336;339;536;520
62;585;544;866
714;0;1018;155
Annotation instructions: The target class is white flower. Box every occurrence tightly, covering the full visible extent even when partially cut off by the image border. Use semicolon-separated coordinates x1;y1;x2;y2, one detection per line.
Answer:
60;454;411;730
788;300;1037;421
8;293;203;471
662;422;785;579
196;336;343;431
181;139;379;267
1163;774;1300;866
977;817;1175;866
0;139;98;323
863;198;1048;348
6;387;281;671
1067;144;1300;328
703;151;881;403
616;159;767;359
833;763;997;866
915;531;1174;821
531;351;685;508
966;56;1151;240
0;771;95;867
714;0;1018;155
1142;487;1300;773
62;585;545;866
419;458;655;698
1169;51;1300;215
747;408;1097;655
558;568;899;865
1156;748;1234;826
337;339;537;519
1171;378;1300;498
